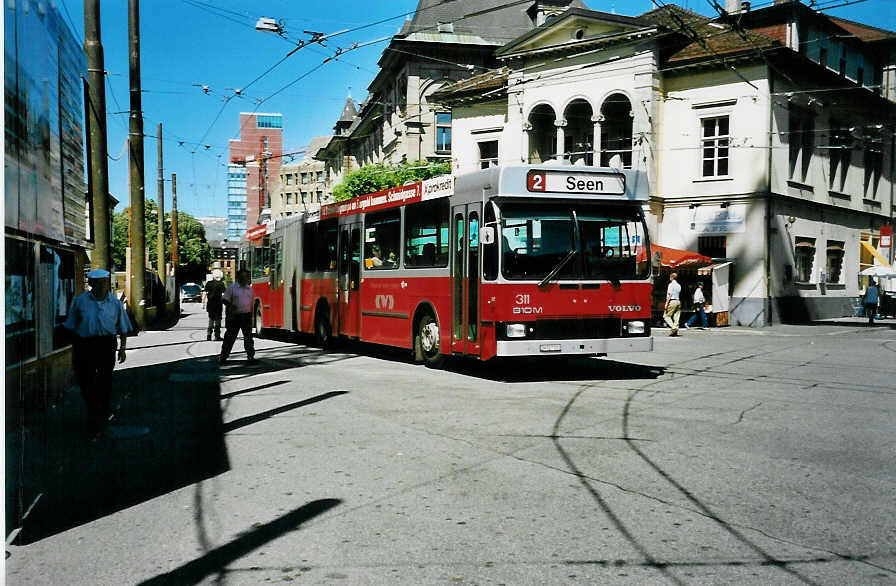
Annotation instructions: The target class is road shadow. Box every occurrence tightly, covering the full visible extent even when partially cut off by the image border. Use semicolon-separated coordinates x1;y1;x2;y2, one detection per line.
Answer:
137;498;342;586
251;331;665;383
7;355;229;544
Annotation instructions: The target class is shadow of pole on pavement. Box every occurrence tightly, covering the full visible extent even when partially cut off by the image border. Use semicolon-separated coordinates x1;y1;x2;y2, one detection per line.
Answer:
137;498;342;586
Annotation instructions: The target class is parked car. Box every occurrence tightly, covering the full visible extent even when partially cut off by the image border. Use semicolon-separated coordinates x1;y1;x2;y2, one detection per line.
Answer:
180;282;202;303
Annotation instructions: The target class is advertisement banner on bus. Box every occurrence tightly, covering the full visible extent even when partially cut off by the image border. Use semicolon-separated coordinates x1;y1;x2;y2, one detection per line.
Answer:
322;174;456;219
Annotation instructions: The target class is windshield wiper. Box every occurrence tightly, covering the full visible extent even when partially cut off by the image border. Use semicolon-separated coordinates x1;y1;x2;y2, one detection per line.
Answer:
538;249;578;288
538;210;580;289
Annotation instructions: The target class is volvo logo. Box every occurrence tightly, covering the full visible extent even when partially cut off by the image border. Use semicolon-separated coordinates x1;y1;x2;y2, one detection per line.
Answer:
608;304;641;312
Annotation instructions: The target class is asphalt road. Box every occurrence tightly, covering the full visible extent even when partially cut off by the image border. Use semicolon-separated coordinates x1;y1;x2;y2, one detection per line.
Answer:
6;304;896;585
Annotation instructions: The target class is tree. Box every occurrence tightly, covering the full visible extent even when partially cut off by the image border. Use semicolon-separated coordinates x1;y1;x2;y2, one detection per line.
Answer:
111;199;211;282
332;160;451;202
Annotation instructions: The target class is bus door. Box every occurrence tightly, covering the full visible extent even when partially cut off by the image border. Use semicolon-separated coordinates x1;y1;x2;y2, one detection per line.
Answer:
450;203;481;356
338;221;362;338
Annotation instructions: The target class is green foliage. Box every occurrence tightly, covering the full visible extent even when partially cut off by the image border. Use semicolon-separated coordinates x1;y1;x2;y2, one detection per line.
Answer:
111;199;211;276
331;160;452;202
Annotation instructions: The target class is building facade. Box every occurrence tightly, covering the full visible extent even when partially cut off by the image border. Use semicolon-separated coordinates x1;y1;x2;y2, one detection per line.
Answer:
270;136;331;219
227;113;283;236
433;1;895;325
315;0;587;190
5;0;91;411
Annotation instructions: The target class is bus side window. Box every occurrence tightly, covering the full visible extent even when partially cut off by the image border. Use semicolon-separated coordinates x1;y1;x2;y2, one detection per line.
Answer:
405;198;449;268
483;202;498;280
302;222;316;272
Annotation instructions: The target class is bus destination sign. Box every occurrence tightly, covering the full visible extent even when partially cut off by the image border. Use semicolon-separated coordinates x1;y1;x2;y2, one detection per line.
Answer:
527;170;625;195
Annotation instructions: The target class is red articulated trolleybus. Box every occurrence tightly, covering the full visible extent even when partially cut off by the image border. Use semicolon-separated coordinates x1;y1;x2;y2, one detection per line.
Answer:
241;164;653;367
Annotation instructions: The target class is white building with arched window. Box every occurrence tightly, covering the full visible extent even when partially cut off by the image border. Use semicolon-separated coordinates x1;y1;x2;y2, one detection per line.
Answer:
434;2;896;326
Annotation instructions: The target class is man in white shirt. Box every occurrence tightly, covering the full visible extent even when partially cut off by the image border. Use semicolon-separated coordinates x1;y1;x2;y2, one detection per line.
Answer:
664;272;682;336
219;269;256;365
64;268;132;437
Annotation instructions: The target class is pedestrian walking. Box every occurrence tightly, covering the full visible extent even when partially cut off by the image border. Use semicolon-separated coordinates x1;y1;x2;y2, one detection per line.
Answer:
685;281;708;329
219;269;256;364
664;272;682;336
63;268;132;438
864;279;880;325
204;269;226;341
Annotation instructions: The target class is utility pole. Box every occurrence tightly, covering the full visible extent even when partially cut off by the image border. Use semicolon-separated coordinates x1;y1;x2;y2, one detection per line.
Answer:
83;0;111;272
128;0;146;329
170;173;179;271
156;122;165;284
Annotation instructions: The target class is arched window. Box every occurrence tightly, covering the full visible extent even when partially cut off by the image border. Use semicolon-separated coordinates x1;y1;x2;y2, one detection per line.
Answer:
600;93;633;168
563;99;594;166
527;104;556;164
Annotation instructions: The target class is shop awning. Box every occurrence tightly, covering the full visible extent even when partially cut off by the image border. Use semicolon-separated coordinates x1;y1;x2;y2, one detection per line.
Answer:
698;261;733;275
861;240;891;268
650;244;713;268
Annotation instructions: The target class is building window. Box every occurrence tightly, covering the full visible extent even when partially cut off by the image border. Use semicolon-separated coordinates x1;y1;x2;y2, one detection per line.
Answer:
286;193;293;205
478;140;498;169
436;112;452;153
301;172;308;184
317;171;324;182
600;93;633;168
794;237;816;283
6;238;36;365
826;241;844;283
257;115;282;129
789;108;814;183
864;146;883;198
698;235;726;259
701;116;729;177
285;174;293;186
316;191;323;202
828;121;851;192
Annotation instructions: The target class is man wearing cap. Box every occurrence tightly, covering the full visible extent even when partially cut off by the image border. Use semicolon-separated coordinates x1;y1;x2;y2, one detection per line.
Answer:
685;281;708;330
204;269;226;341
64;268;132;437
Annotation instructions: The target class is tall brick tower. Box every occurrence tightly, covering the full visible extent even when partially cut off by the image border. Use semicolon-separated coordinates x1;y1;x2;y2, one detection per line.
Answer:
227;113;283;237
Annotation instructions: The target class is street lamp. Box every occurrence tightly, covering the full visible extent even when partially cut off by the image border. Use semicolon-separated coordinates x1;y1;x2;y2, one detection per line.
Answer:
255;17;283;35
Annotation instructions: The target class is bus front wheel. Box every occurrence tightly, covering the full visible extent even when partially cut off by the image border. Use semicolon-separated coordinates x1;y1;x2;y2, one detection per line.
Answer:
416;314;445;369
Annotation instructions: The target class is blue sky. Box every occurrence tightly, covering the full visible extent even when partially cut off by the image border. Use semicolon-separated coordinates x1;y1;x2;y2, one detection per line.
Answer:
59;0;895;219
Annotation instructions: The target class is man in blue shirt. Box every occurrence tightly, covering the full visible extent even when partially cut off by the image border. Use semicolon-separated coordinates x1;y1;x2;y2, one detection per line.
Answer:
64;268;132;438
864;279;880;325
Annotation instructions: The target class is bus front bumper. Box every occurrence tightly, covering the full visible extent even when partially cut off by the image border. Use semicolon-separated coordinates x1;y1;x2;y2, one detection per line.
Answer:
496;336;653;357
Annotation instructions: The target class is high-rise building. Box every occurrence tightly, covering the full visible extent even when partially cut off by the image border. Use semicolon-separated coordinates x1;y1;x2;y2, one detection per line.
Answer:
228;113;283;236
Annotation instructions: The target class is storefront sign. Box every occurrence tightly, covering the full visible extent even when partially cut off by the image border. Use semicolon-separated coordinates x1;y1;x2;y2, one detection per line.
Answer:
689;204;746;234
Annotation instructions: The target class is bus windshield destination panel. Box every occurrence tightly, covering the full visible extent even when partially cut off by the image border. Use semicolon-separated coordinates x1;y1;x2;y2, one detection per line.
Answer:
242;165;652;366
526;169;625;195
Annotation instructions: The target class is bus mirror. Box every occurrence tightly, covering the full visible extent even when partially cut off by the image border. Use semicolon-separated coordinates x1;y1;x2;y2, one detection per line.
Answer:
480;226;495;245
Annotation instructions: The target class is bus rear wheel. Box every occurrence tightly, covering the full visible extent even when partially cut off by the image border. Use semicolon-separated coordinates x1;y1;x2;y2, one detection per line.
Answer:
314;305;332;348
415;314;445;368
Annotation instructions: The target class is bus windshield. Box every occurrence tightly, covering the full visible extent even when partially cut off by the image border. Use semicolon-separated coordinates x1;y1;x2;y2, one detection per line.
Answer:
498;202;650;281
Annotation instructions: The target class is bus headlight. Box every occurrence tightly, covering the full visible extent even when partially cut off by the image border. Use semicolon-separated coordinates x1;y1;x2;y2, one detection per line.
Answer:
506;323;527;338
624;320;646;335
